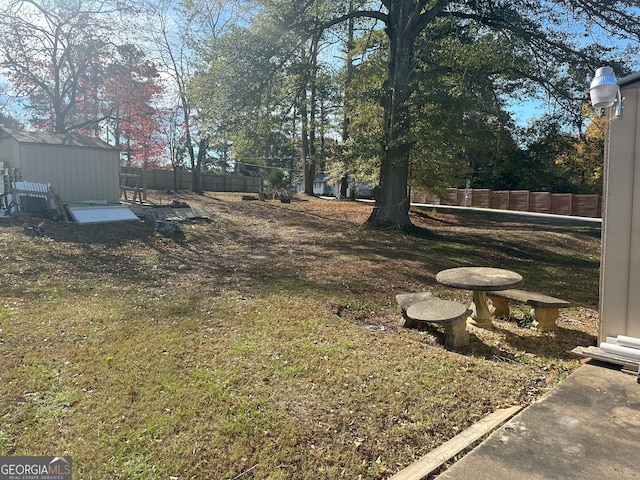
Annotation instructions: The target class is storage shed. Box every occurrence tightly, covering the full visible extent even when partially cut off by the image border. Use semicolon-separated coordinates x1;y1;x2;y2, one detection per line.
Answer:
0;127;120;204
599;71;640;342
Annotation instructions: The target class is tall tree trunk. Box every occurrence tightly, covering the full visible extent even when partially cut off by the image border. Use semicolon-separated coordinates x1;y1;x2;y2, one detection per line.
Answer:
307;68;317;195
158;16;200;194
339;2;355;201
340;176;348;199
303;37;320;196
186;126;200;193
195;137;208;193
179;95;199;194
366;4;414;230
301;93;313;194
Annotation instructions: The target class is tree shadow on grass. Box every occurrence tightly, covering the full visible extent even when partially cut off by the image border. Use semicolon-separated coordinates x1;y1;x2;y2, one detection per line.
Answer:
467;321;597;364
398;223;600;307
41;219;156;245
402;310;597;364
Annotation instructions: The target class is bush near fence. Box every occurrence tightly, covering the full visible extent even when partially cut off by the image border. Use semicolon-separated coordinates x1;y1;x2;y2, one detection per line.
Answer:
121;167;262;194
410;188;601;218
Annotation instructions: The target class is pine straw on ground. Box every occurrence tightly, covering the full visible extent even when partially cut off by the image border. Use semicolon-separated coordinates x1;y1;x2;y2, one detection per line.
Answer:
0;191;600;479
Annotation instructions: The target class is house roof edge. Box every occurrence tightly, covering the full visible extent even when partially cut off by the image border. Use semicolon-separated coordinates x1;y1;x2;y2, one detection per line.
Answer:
0;127;118;151
619;71;640;88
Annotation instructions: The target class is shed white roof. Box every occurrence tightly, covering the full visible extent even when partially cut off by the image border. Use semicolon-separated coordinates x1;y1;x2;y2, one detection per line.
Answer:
0;127;117;150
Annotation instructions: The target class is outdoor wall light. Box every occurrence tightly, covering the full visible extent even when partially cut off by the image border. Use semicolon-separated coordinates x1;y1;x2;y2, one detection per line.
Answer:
590;66;623;117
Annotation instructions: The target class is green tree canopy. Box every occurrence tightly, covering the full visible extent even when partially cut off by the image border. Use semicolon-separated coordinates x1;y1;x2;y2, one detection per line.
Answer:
183;0;639;226
270;0;639;229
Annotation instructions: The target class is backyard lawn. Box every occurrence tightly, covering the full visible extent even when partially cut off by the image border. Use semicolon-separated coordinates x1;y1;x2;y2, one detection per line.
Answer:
0;192;601;479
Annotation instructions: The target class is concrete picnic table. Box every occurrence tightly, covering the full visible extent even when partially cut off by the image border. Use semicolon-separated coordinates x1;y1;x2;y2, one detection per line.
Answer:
435;267;523;329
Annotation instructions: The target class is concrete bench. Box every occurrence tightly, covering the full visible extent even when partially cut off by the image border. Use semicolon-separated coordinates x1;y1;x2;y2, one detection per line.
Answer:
396;292;471;349
487;289;570;331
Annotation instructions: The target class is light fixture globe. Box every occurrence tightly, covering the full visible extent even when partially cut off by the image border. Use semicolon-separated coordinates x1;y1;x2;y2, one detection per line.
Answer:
590;66;619;109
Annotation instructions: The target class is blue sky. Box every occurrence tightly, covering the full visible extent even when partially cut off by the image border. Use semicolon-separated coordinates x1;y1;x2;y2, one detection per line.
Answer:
507;99;549;127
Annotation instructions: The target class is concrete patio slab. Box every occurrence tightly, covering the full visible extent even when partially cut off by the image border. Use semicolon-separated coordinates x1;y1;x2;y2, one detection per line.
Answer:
436;363;640;480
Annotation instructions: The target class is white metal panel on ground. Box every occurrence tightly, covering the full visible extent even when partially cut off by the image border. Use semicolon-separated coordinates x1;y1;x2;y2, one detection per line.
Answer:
67;206;139;224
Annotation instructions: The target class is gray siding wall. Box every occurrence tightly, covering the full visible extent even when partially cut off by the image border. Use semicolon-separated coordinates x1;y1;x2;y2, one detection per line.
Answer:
18;144;120;203
0;137;21;169
599;84;640;341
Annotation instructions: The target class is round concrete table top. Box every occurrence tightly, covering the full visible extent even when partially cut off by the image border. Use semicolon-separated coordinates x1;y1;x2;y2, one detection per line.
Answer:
436;267;523;291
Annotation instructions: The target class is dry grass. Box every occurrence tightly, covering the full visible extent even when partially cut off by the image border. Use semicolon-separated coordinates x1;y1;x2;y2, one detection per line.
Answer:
0;192;600;479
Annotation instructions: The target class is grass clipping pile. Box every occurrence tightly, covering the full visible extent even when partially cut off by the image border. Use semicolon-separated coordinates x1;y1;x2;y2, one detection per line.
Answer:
0;192;600;479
